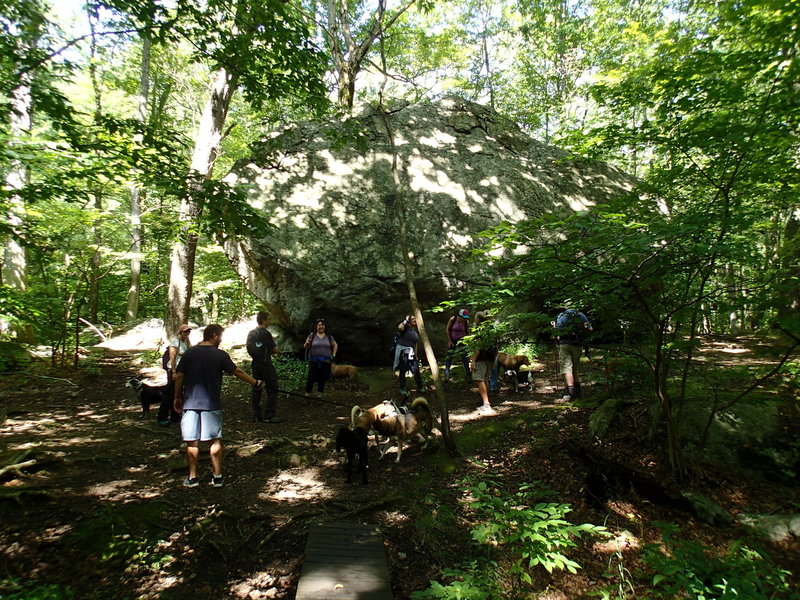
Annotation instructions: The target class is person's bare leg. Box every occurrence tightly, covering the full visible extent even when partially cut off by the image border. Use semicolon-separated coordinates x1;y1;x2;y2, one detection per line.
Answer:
209;439;223;476
186;441;199;479
477;381;491;407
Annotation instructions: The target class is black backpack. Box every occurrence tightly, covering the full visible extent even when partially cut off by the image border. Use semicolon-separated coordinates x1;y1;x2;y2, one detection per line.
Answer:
388;332;401;358
161;346;171;370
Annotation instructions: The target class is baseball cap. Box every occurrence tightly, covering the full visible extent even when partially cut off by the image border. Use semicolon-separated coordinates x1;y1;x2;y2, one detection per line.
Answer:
458;309;470;319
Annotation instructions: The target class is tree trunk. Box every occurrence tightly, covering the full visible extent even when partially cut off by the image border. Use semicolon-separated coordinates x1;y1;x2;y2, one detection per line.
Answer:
376;105;457;454
779;206;800;319
1;72;35;342
165;67;238;337
126;32;151;322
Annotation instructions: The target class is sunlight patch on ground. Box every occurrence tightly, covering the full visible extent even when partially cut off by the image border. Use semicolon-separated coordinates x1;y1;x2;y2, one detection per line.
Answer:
85;479;138;497
259;466;334;502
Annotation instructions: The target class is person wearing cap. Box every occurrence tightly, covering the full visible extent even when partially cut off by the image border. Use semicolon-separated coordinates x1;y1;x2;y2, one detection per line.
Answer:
553;303;592;401
444;309;472;383
158;324;193;425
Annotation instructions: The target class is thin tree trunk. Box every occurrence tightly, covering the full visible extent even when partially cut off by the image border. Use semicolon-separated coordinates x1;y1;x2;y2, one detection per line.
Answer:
779;206;800;318
376;105;457;454
126;32;151;322
165;67;238;336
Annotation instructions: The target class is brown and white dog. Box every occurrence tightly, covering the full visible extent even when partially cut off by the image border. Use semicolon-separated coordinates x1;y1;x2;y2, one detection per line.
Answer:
498;352;532;392
373;397;434;463
351;400;399;447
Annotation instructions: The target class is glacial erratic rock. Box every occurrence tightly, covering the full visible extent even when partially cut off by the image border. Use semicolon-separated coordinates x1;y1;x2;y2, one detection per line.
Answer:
223;98;636;363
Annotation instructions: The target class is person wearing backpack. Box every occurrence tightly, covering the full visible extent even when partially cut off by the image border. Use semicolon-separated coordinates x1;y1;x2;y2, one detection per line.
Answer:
444;309;472;383
553;303;592;401
304;319;338;394
393;314;425;399
158;324;192;425
246;311;281;423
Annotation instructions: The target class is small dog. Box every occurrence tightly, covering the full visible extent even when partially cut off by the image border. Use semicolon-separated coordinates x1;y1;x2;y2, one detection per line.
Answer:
331;364;360;390
335;426;369;484
125;377;166;419
373;397;434;463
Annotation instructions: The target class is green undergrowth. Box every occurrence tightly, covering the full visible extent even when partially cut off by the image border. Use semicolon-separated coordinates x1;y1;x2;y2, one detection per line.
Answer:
411;476;608;599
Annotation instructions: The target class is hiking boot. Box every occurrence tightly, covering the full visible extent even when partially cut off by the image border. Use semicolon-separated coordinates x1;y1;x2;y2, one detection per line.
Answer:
211;475;223;488
574;382;583;398
183;477;199;488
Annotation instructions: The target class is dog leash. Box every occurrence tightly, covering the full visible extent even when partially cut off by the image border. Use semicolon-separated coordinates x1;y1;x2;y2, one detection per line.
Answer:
277;388;352;409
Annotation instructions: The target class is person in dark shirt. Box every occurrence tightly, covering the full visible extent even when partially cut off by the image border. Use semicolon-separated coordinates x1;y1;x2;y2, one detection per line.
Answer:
246;311;281;423
174;323;263;488
392;314;424;399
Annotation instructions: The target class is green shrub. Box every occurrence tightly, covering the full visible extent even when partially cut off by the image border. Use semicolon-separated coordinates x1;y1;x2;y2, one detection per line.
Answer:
0;578;73;599
466;478;607;581
414;476;607;598
411;561;501;599
273;354;307;390
641;524;796;599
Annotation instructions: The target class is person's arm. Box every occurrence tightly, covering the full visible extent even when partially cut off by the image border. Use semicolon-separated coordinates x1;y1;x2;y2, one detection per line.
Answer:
233;367;260;386
168;345;178;371
270;343;280;356
446;317;454;346
331;339;338;358
172;371;184;414
398;316;411;331
303;335;312;349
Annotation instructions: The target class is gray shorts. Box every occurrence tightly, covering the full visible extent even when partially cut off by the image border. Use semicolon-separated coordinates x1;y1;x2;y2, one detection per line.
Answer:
181;409;223;442
473;361;492;381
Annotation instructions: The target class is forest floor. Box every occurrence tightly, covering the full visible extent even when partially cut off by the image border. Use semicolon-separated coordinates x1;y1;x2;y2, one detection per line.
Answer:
0;327;798;599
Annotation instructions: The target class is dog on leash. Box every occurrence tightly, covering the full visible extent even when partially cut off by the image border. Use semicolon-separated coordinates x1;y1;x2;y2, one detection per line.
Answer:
125;378;166;419
351;400;401;447
373;397;434;463
335;426;369;484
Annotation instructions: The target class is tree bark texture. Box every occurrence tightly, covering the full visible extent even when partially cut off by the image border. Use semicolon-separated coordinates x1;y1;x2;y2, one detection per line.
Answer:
126;32;151;322
165;67;238;338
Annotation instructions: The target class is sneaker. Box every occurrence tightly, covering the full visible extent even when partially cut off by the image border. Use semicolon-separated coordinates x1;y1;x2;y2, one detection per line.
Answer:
158;420;170;427
444;374;452;383
183;477;199;488
265;417;283;423
476;405;495;415
211;475;223;488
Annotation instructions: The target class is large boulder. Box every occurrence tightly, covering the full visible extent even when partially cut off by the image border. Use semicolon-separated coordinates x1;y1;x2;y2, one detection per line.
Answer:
223;98;637;363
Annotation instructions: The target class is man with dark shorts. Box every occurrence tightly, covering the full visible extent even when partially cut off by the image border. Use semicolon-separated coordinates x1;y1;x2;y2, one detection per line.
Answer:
246;311;281;423
173;324;263;488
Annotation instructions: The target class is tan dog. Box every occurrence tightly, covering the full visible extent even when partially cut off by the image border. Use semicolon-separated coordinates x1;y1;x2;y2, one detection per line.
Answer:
351;400;399;447
497;352;530;370
374;397;434;463
332;364;359;390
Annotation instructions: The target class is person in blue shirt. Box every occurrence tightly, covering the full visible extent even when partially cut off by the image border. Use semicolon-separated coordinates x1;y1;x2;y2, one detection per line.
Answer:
174;324;263;488
553;304;592;401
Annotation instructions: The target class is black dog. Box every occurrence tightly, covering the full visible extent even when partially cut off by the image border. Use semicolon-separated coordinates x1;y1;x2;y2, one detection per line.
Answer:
335;426;369;484
125;378;166;419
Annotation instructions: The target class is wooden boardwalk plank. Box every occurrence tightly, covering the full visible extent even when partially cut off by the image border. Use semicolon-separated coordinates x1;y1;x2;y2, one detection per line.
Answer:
295;523;394;600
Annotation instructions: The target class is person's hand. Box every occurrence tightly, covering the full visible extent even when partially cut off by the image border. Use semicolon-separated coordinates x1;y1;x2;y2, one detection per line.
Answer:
254;380;265;391
330;355;335;362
